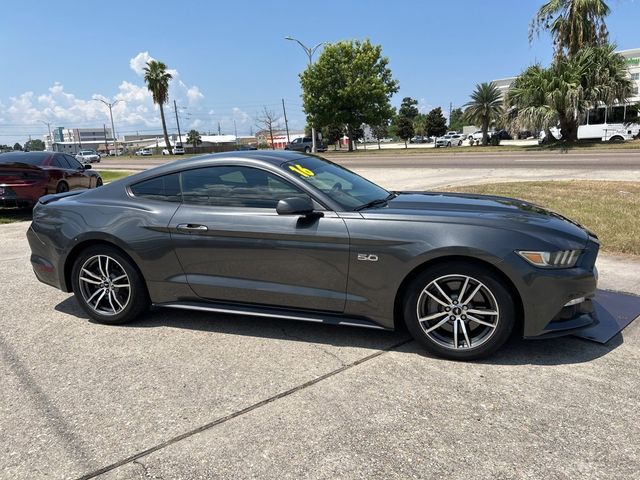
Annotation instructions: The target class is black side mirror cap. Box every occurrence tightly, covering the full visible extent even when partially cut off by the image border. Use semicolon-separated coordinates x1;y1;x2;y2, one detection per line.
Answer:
276;196;316;216
83;164;92;170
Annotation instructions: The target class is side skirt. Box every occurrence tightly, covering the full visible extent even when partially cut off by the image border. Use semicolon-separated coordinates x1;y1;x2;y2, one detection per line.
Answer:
153;301;390;331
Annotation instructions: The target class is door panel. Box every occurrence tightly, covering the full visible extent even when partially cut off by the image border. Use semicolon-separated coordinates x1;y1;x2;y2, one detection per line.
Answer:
169;206;350;312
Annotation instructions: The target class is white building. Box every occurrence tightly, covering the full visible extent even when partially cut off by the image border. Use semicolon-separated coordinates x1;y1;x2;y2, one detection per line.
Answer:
44;127;113;153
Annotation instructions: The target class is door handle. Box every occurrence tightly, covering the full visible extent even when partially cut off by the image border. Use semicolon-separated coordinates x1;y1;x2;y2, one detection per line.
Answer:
176;223;208;232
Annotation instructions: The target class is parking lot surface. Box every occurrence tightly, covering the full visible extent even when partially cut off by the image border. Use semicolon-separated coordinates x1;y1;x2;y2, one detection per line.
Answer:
1;220;640;479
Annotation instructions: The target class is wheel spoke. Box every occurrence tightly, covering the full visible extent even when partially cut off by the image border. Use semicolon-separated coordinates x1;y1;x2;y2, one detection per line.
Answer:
459;320;472;348
462;284;482;305
93;289;106;309
453;320;459;348
424;290;449;307
111;274;127;283
82;268;102;281
80;277;101;285
112;283;130;289
107;291;117;313
424;317;451;333
458;277;470;302
97;256;106;277
104;256;111;277
418;311;448;323
467;314;497;329
110;291;124;310
86;287;103;304
467;308;498;316
433;281;452;304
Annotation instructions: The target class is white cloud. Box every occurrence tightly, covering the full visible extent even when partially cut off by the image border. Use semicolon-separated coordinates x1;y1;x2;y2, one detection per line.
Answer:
130;51;153;76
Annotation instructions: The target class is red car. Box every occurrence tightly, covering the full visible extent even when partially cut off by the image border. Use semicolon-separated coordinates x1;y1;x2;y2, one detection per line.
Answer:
0;151;102;208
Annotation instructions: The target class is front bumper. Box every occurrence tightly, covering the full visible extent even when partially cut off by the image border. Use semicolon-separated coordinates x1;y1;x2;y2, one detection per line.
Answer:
518;238;600;338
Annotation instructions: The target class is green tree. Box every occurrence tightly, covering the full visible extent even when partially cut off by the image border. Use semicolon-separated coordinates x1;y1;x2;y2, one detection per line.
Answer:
463;82;503;146
530;0;610;59
143;60;173;154
424;107;448;138
24;139;45;151
13;142;22;151
370;123;389;149
413;113;427;136
321;125;344;150
448;108;464;132
506;44;631;142
394;97;420;148
300;39;399;152
186;129;202;153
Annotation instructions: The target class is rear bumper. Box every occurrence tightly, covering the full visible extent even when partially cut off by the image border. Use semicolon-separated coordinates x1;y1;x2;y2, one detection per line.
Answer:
27;225;68;291
0;184;46;208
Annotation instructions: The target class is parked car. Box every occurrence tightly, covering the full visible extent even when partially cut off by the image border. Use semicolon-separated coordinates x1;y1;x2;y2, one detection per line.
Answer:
76;150;101;163
27;151;599;361
162;146;186;155
284;137;327;153
435;134;464;147
0;151;102;208
467;131;484;141
410;136;428;144
492;130;513;140
237;144;258;151
135;148;152;156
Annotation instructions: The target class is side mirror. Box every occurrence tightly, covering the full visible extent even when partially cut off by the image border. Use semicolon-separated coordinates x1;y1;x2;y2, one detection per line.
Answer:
276;196;315;216
83;164;92;170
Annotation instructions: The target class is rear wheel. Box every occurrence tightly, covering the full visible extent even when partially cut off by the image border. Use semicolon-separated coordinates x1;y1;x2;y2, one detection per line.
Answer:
403;262;515;360
304;146;311;153
447;142;451;147
71;245;149;325
96;177;103;187
56;182;69;193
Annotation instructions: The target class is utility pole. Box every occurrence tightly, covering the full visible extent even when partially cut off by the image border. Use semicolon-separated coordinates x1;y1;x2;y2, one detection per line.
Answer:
449;102;453;130
285;36;326;153
40;121;53;151
282;98;290;144
233;119;238;146
103;124;109;155
173;100;183;147
218;122;221;136
94;99;121;155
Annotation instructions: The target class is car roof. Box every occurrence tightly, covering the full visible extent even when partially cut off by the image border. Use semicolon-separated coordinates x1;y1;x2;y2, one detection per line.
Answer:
0;151;54;164
124;150;310;183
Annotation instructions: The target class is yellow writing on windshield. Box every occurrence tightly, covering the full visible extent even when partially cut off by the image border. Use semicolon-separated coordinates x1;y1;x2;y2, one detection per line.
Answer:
289;164;315;177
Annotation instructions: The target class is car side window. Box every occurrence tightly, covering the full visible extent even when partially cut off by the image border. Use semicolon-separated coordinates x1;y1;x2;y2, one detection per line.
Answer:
181;166;305;209
55;155;71;168
130;173;181;202
65;155;83;169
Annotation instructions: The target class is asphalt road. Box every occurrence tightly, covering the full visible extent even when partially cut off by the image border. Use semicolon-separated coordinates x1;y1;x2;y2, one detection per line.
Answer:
96;149;640;171
1;221;640;479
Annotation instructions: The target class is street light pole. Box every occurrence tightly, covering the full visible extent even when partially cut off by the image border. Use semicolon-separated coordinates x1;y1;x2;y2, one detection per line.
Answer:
39;120;53;151
285;36;326;153
94;99;121;155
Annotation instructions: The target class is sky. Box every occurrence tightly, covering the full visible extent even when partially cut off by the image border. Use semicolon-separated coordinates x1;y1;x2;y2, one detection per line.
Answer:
0;0;638;145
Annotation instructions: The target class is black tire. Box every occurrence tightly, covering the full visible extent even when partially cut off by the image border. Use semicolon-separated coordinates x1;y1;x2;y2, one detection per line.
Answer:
96;177;103;187
403;262;515;360
447;142;451;147
304;146;311;153
458;140;463;146
608;136;624;143
56;182;69;193
71;245;149;325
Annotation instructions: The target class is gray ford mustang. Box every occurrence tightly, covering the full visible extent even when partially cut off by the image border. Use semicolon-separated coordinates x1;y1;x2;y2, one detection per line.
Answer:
27;151;599;360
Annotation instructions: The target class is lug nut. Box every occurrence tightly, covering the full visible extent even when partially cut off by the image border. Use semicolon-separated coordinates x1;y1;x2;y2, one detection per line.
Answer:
449;315;456;321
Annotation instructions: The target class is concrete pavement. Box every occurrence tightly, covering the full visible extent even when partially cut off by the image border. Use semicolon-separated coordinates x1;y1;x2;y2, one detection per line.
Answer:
1;216;639;479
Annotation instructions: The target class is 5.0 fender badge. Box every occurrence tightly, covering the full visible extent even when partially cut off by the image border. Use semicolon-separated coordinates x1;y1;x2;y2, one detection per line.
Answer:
357;253;379;262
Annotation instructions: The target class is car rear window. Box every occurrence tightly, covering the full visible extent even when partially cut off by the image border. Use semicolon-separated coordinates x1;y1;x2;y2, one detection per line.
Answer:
130;173;181;202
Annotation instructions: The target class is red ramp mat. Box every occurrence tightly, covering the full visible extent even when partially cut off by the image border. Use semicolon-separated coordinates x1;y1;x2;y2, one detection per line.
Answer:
574;289;640;344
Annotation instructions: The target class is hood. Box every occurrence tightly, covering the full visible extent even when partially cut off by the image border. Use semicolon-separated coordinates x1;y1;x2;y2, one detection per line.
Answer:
361;191;591;244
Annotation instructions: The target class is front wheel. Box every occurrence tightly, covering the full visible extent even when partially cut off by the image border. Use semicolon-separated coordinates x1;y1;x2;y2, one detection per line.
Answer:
71;245;149;325
304;146;311;153
403;262;515;360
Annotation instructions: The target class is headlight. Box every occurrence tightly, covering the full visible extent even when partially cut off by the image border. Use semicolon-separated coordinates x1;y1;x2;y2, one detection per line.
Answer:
516;250;582;268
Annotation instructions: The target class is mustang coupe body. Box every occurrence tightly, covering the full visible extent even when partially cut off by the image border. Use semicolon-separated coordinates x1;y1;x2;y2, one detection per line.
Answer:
27;151;599;360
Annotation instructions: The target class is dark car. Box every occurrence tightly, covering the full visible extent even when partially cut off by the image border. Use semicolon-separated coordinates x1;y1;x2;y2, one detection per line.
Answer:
284;137;327;153
492;130;513;140
27;151;599;360
0;151;102;208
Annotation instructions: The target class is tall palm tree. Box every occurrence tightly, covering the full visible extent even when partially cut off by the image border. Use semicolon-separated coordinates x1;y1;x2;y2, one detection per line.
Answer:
144;60;173;154
530;0;610;59
506;45;632;142
186;129;202;153
463;82;503;146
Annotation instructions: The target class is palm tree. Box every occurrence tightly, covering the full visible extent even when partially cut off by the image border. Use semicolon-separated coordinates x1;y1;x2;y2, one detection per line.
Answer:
143;60;173;154
463;82;503;146
530;0;610;59
186;129;202;153
506;45;632;142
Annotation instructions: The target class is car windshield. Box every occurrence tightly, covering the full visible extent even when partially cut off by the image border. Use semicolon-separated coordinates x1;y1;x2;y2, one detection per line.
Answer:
282;156;389;210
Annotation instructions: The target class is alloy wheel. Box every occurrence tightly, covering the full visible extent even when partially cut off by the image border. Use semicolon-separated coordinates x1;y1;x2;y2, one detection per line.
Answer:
416;274;499;350
78;255;131;316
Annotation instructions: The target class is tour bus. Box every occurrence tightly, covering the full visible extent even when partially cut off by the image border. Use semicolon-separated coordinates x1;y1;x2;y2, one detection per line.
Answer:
541;104;640;142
